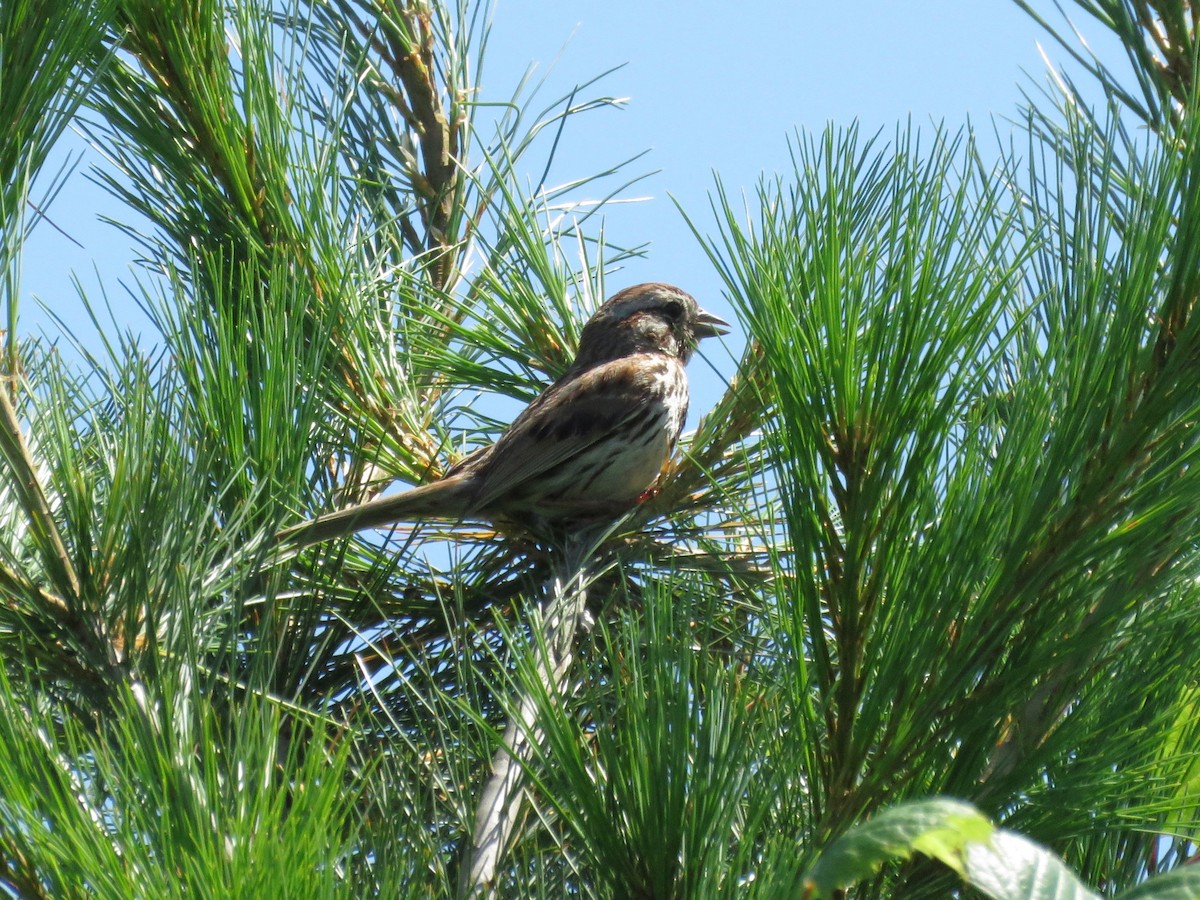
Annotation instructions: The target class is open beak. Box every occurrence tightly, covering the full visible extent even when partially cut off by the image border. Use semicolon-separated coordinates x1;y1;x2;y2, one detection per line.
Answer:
694;307;731;339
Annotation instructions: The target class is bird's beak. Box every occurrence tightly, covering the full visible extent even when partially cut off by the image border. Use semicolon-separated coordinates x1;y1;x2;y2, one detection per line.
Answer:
694;307;732;339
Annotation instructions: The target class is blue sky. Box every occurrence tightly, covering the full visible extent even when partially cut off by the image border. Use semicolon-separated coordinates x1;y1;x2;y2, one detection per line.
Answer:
19;0;1126;406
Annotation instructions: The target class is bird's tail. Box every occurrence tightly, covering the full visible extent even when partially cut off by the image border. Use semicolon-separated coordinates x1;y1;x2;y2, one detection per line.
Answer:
275;476;477;549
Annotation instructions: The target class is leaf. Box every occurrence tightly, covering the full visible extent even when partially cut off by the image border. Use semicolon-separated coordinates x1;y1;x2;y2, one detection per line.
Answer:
965;830;1101;900
1117;866;1200;900
803;798;1111;900
802;798;993;895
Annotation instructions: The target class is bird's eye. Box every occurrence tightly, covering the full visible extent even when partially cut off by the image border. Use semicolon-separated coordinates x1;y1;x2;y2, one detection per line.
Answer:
663;299;684;319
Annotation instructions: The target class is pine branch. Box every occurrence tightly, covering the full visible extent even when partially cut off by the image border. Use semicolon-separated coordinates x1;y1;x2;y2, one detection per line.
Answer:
458;529;608;898
0;377;82;607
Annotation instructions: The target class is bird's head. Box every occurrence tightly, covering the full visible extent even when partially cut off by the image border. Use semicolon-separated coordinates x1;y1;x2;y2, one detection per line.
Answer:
573;283;730;368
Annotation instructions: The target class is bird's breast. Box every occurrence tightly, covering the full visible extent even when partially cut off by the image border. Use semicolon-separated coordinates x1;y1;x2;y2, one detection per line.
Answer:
523;355;689;514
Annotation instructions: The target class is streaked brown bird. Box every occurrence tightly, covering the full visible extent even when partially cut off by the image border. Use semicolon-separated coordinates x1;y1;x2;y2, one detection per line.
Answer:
279;283;729;548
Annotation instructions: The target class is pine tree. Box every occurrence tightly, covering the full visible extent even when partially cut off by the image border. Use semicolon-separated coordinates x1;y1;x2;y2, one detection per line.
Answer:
1;1;1198;897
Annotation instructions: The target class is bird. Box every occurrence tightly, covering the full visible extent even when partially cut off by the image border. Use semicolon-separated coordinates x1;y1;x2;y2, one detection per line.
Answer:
278;283;729;548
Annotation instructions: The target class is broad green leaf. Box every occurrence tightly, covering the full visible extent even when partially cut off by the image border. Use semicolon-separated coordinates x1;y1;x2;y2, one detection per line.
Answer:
1118;867;1200;900
803;798;993;895
966;830;1101;900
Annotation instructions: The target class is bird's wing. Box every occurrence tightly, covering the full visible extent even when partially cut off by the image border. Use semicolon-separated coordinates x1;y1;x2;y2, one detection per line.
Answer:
465;357;666;513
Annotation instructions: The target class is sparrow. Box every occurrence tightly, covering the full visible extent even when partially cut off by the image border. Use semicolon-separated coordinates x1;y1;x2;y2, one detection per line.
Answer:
279;283;729;547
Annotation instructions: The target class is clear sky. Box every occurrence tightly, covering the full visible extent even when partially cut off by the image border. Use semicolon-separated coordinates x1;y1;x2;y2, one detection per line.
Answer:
18;0;1127;405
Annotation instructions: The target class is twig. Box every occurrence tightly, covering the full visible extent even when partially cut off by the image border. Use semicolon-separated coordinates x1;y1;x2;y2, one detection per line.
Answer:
0;373;81;602
457;528;606;899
